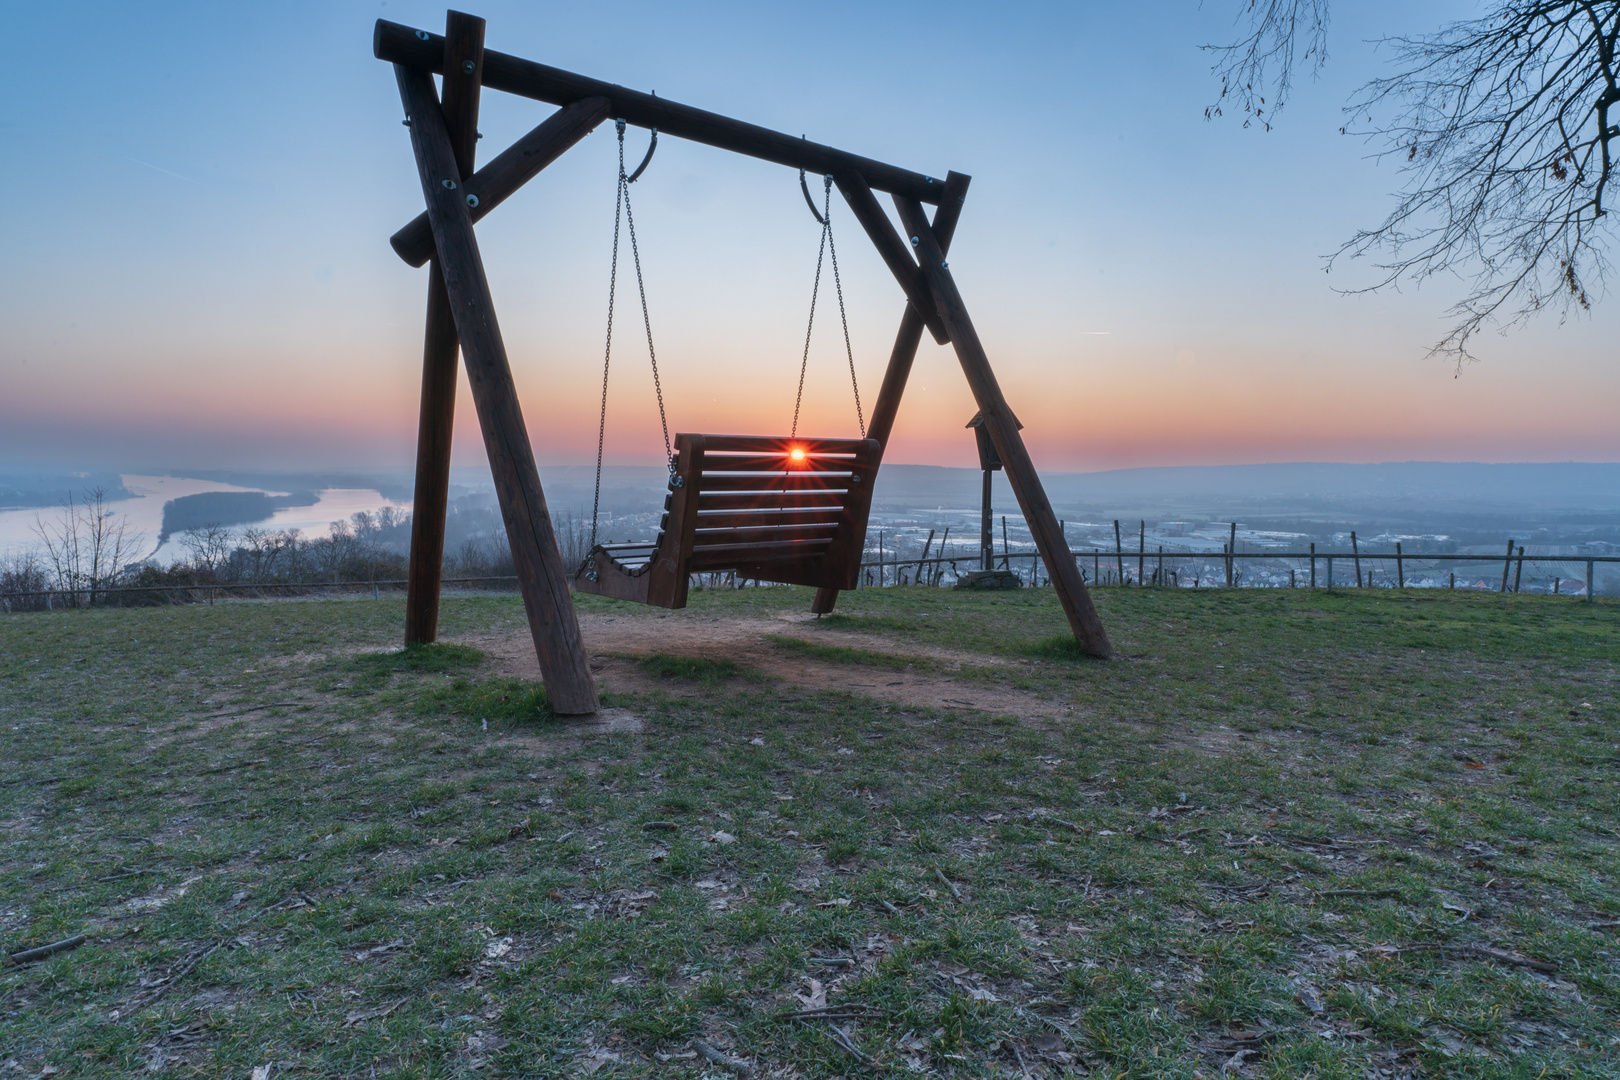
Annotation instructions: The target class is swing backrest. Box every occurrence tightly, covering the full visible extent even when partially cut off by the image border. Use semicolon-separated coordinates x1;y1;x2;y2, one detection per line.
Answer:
676;433;880;581
574;433;880;608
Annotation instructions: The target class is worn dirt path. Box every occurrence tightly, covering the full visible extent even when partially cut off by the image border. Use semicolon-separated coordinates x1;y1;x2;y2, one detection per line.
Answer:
460;608;1078;723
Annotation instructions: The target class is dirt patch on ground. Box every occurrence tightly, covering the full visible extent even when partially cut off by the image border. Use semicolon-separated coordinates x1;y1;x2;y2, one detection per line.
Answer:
462;610;1076;722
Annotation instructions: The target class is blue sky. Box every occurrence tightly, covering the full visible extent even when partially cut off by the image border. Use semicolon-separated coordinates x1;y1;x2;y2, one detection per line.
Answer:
2;0;1615;472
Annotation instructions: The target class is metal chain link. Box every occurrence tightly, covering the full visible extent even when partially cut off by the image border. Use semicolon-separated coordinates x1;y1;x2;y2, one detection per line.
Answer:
621;173;673;468
825;189;865;438
589;122;672;571
791;175;864;439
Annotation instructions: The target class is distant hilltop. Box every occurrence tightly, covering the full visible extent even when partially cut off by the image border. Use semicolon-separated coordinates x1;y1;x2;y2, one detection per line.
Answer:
0;470;132;510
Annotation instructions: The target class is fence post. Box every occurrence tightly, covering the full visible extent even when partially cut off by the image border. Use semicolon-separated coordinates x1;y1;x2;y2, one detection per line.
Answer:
1588;559;1595;602
1501;539;1515;592
1449;571;1455;590
1515;546;1525;593
1327;556;1333;589
1114;520;1124;585
1396;542;1404;589
1351;531;1362;588
1156;546;1164;587
1227;523;1236;586
1138;520;1146;585
1310;542;1316;588
1093;549;1100;585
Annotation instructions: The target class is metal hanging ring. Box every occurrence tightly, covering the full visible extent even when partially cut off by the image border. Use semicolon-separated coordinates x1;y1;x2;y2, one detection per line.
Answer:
626;128;658;183
799;168;827;225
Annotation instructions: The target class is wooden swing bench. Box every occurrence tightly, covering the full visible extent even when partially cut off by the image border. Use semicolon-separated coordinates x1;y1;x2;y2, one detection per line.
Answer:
573;433;880;609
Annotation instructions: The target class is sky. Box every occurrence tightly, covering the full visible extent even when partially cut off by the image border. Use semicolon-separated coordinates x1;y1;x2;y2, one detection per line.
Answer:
1;0;1617;475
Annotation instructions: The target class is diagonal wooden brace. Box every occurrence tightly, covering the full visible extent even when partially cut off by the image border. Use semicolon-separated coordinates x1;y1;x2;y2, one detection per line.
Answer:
391;95;612;267
809;170;971;615
894;195;1112;658
834;173;950;345
395;61;600;712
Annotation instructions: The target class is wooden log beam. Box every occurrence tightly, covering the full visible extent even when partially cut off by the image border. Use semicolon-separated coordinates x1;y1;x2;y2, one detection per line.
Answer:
375;19;946;205
894;195;1113;658
391;95;612;268
865;172;970;448
810;170;970;615
405;10;484;646
395;62;599;713
833;173;949;344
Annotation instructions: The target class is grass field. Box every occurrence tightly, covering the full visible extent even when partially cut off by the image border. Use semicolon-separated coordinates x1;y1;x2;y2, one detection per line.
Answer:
2;585;1617;1078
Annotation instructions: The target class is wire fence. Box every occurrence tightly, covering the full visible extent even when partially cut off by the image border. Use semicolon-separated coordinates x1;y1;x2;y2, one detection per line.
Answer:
4;548;1616;613
855;546;1619;600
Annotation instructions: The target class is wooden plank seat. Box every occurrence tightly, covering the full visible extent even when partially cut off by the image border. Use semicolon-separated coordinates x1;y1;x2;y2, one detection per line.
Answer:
572;433;880;608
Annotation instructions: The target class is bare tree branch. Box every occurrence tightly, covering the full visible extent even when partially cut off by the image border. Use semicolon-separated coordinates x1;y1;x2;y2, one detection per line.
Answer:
1211;1;1620;365
1205;0;1331;129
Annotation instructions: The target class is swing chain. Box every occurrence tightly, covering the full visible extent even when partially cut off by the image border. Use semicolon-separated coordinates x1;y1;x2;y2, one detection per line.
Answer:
791;174;864;439
588;120;674;577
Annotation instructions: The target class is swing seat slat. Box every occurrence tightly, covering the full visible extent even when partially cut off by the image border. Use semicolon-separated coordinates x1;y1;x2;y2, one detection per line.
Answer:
572;432;879;609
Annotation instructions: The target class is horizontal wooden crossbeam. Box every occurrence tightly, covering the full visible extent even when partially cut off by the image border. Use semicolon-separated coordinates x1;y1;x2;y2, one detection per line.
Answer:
375;19;948;205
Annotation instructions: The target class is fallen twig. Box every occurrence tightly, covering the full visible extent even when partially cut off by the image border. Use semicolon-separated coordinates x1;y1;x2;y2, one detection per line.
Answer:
342;997;409;1028
1380;942;1558;973
829;1025;873;1065
124;940;223;1013
1317;888;1403;900
935;868;963;900
6;934;88;966
1452;942;1558;973
775;1004;886;1023
691;1038;754;1075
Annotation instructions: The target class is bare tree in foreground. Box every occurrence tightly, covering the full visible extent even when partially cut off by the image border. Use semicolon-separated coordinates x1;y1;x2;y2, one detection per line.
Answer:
1210;1;1620;363
30;488;147;607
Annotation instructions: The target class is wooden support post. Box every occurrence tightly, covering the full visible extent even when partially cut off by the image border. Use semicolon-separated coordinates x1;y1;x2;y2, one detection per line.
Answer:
1588;559;1595;602
980;471;993;570
1515;545;1525;592
1351;531;1362;587
1227;522;1236;587
405;11;484;648
395;63;597;714
895;193;1111;656
1114;520;1124;584
1501;539;1515;592
1138;520;1145;585
1396;541;1404;588
1309;542;1316;588
811;173;969;614
1157;546;1164;587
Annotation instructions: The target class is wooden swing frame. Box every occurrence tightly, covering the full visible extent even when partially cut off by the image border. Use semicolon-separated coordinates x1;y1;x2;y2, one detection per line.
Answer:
381;10;1112;715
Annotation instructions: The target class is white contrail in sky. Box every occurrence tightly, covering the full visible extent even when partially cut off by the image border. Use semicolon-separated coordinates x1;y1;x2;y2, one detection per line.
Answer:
125;157;203;185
